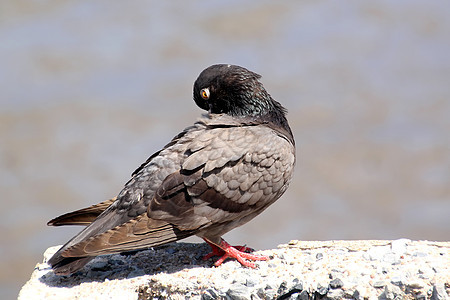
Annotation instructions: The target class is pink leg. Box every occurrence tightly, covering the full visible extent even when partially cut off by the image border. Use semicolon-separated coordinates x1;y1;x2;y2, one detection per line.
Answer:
203;238;269;268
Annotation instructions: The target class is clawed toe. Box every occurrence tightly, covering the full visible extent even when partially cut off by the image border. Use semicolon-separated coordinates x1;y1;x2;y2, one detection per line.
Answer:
203;238;269;268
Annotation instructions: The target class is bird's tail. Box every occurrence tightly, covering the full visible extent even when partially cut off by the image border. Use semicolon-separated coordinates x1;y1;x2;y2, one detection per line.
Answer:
47;198;116;227
47;251;94;275
46;213;197;275
46;197;119;274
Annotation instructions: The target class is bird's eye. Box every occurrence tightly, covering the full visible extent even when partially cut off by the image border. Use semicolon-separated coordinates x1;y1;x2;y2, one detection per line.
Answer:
200;88;210;100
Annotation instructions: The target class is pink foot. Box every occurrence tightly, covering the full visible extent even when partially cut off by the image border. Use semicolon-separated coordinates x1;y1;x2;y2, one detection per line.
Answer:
203;238;269;268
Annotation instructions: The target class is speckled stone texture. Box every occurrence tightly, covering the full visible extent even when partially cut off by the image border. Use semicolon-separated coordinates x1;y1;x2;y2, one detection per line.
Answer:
19;240;449;299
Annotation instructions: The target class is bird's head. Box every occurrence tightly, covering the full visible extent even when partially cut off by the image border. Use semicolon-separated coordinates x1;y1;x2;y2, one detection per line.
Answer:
193;64;287;121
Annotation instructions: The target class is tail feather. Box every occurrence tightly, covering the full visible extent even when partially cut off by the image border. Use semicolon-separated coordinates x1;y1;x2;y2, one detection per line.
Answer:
47;198;116;226
48;255;94;275
47;214;196;274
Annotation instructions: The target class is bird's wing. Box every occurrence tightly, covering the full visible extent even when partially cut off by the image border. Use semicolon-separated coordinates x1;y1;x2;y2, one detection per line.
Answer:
148;119;295;240
47;198;116;226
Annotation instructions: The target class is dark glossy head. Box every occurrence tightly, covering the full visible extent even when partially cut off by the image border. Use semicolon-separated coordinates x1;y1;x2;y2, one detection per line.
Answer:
193;64;286;119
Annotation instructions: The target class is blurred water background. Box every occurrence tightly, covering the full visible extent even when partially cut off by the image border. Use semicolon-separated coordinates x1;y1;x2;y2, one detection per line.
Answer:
1;1;449;298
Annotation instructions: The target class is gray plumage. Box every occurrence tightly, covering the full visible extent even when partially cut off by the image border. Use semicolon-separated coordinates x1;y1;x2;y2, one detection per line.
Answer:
48;64;295;274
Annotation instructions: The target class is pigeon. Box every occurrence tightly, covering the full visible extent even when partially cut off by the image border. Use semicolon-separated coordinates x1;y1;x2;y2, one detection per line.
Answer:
47;64;296;275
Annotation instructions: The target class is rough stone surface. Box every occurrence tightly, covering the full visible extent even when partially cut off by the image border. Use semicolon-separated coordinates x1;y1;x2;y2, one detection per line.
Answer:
19;240;449;299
